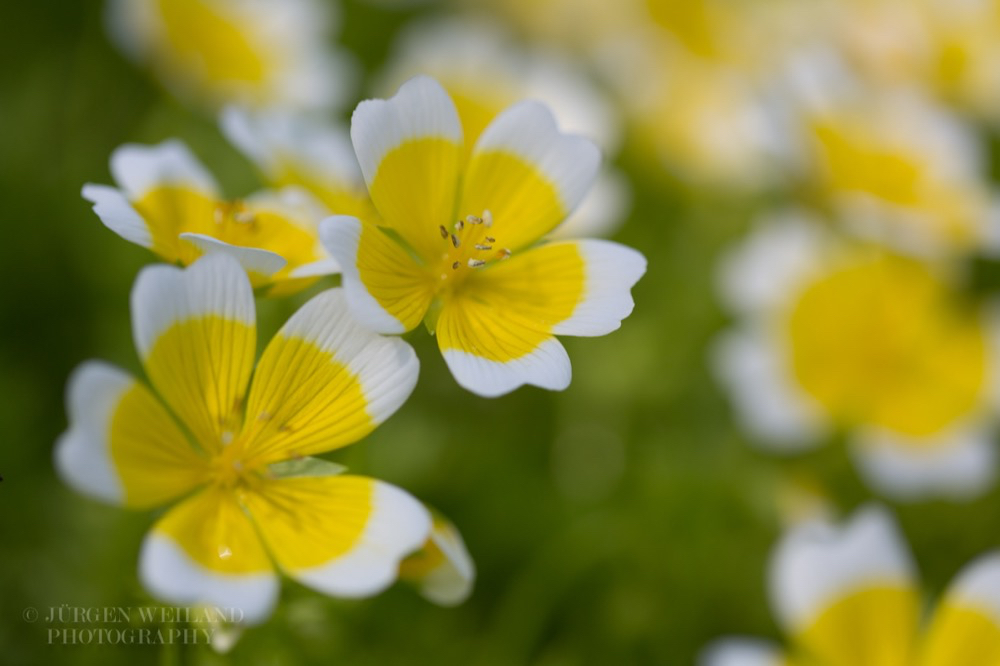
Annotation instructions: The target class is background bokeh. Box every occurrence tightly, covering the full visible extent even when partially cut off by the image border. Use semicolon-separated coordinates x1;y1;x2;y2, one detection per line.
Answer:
5;1;1000;664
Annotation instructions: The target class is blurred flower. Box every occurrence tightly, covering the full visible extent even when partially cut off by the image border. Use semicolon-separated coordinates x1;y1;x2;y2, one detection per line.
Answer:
83;139;337;295
104;0;353;111
781;53;996;255
377;16;629;239
398;512;475;606
831;0;1000;122
321;76;646;397
220;106;377;225
713;213;1000;500
701;505;1000;666
55;254;429;623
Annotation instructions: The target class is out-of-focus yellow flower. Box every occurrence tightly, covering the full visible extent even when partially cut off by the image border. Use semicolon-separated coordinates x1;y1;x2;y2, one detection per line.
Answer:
832;0;1000;121
376;17;629;239
105;0;353;111
83;139;337;295
55;254;430;624
781;57;996;254
221;107;378;226
321;76;646;397
398;513;475;606
714;213;1000;500
702;505;1000;666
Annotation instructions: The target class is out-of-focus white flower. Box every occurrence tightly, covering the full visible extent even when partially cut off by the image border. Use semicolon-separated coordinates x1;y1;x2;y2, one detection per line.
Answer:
713;211;1000;500
703;506;1000;666
105;0;354;111
377;17;629;239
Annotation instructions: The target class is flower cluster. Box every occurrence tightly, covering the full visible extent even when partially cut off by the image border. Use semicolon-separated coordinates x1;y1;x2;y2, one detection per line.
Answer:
60;9;646;631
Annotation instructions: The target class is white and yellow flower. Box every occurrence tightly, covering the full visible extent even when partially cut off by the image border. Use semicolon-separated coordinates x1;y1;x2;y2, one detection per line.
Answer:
55;254;430;623
398;512;475;606
321;76;646;397
376;17;629;240
83;139;337;295
780;53;996;255
702;505;1000;666
105;0;352;111
713;212;1000;499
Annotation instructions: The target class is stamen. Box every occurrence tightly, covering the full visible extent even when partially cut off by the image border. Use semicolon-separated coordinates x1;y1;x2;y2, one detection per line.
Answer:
468;259;486;268
451;234;461;248
475;244;493;251
485;236;496;243
483;209;493;227
466;214;483;225
439;225;449;238
452;261;460;270
455;219;465;232
499;248;512;260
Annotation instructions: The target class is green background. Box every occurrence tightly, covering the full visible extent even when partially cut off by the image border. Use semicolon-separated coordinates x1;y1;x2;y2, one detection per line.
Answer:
3;1;1000;664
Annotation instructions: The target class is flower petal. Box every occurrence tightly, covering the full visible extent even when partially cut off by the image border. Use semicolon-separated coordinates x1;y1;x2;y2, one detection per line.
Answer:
179;233;287;279
436;240;640;396
459;100;600;251
439;325;571;398
81;183;154;249
549;240;646;336
851;426;997;501
244;475;431;597
320;215;435;334
240;287;419;462
55;361;205;508
922;551;1000;666
770;506;920;665
398;513;475;606
699;638;789;666
351;75;463;261
131;254;256;455
110;139;218;201
140;487;278;625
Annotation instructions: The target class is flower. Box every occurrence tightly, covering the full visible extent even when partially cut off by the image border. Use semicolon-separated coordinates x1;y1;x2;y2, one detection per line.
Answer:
701;505;1000;666
713;212;1000;500
55;254;430;623
104;0;353;111
320;76;646;397
220;106;379;226
780;55;996;255
82;139;337;295
398;512;476;606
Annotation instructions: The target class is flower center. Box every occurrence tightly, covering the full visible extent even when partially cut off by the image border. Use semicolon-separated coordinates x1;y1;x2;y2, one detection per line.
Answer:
213;200;258;230
435;209;512;283
207;435;264;491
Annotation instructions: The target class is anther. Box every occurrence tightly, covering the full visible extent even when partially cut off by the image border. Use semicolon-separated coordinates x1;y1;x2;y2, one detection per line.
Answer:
499;248;512;260
451;234;461;248
475;244;493;251
468;259;486;268
452;261;460;270
485;236;496;243
455;219;464;232
483;209;493;227
466;215;483;225
439;225;449;238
